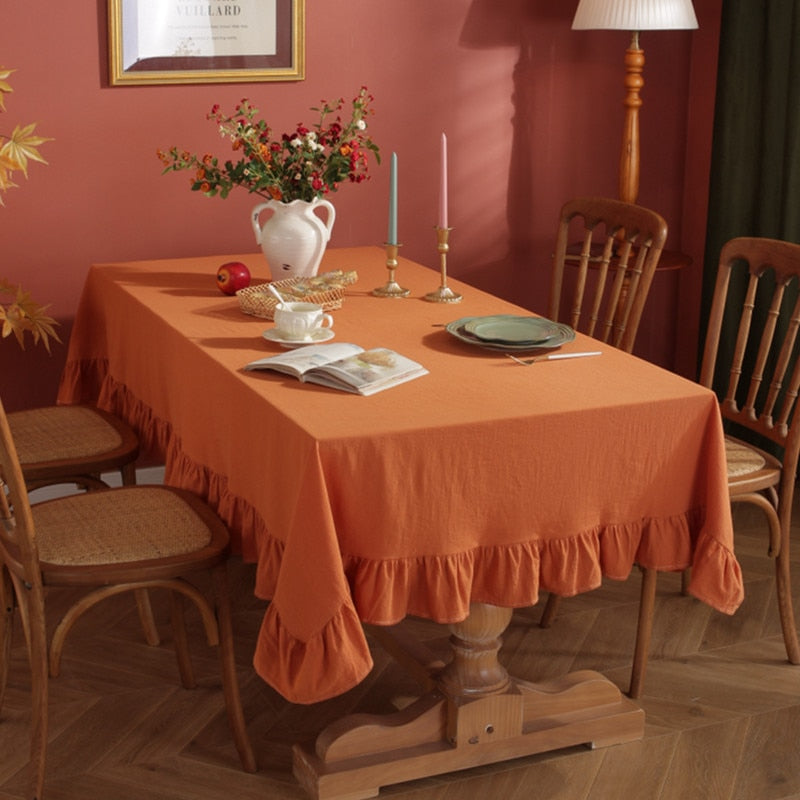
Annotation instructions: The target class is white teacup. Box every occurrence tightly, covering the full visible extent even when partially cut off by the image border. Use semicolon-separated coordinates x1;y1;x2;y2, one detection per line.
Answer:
273;301;334;341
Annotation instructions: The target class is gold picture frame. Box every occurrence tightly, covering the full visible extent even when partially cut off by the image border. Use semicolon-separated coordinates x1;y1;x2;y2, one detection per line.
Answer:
108;0;305;86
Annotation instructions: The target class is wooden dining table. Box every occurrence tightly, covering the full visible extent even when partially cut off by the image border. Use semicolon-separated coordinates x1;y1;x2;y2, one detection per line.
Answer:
58;245;744;798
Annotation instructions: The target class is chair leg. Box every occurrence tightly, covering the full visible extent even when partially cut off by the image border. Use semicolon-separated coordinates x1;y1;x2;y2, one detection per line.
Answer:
212;564;257;773
121;466;162;648
629;567;657;700
170;590;196;689
680;568;690;596
0;564;13;713
775;544;800;664
539;593;561;628
120;461;137;486
135;588;161;646
26;585;49;800
50;584;145;677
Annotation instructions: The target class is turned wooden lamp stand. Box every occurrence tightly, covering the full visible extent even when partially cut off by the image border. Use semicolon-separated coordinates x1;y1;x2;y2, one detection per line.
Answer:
619;30;644;205
572;0;699;207
567;0;699;363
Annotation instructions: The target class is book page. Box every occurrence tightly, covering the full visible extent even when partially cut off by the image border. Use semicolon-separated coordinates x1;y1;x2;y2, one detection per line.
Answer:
307;348;428;395
245;343;364;376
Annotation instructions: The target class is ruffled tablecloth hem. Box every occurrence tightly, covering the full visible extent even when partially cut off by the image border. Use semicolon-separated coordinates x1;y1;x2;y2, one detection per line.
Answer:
685;530;745;615
254;602;374;705
254;510;743;703
59;363;745;704
343;506;743;627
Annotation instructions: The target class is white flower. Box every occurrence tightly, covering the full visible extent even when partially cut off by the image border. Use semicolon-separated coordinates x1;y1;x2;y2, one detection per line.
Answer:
290;137;302;148
356;120;367;130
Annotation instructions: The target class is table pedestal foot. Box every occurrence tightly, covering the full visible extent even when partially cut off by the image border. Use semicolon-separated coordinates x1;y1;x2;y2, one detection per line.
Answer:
292;604;644;800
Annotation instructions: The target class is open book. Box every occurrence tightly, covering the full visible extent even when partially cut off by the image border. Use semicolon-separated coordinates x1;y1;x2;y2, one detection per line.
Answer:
244;343;428;396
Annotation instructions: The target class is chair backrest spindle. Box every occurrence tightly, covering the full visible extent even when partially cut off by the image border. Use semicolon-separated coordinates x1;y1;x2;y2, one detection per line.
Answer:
702;237;800;458
549;197;668;354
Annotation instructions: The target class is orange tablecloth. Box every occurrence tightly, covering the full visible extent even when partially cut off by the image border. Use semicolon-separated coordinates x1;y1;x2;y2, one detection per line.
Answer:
58;246;743;704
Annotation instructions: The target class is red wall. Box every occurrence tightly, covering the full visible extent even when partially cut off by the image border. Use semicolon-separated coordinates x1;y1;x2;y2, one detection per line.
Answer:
1;0;720;410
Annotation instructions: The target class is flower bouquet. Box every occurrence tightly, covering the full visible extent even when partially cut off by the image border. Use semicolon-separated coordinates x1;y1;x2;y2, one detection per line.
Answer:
158;86;380;203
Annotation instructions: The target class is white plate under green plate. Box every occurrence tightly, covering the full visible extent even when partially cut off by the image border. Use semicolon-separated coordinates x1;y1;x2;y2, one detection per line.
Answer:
445;316;575;352
464;315;560;344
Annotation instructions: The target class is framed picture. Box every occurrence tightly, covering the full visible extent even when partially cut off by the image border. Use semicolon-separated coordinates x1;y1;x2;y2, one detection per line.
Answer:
108;0;305;85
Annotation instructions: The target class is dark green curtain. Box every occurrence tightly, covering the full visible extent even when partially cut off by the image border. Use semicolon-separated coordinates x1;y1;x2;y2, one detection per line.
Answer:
701;0;800;384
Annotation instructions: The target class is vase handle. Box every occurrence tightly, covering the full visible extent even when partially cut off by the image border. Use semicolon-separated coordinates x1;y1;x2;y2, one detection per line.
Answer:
312;199;336;240
251;201;275;245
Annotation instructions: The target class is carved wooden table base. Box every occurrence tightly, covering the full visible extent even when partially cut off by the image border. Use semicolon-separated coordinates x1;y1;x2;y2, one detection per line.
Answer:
293;603;644;800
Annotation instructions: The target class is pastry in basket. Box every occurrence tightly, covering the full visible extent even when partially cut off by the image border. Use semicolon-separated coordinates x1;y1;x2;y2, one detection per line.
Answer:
237;270;358;319
280;270;358;298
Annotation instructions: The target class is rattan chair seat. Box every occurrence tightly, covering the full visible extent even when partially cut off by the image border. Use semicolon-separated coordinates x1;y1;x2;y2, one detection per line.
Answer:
725;437;767;477
31;486;213;566
8;404;139;490
9;406;124;462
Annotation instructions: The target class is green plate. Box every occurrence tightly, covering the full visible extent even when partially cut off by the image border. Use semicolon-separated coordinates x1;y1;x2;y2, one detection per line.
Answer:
463;315;560;345
446;316;575;352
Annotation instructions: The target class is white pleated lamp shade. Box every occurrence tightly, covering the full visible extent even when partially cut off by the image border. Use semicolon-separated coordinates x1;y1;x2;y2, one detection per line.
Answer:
572;0;698;30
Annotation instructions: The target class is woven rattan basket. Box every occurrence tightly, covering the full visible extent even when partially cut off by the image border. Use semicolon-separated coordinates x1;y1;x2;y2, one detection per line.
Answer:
236;270;357;320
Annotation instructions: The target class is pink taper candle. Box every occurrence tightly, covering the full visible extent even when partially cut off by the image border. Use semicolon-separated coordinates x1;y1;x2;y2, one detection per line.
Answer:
438;133;448;229
387;152;398;245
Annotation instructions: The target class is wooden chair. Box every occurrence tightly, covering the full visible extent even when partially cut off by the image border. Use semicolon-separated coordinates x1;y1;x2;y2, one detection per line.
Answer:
547;196;668;351
629;236;800;698
538;197;668;632
6;404;165;645
0;398;256;797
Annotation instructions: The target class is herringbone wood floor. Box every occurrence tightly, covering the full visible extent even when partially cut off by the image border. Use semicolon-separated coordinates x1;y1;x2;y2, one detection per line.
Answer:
2;502;800;800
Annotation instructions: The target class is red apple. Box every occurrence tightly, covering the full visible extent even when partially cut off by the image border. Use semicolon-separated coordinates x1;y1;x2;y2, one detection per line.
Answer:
216;261;251;295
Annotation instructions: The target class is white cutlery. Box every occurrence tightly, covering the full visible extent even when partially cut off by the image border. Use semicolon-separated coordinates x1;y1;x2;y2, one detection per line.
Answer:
506;351;602;366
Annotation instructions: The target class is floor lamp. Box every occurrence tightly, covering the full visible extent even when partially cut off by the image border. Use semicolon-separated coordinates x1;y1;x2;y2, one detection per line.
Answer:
572;0;698;205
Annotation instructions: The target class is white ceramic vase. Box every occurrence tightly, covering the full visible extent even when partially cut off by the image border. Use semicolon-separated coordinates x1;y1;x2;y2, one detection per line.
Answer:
251;198;336;280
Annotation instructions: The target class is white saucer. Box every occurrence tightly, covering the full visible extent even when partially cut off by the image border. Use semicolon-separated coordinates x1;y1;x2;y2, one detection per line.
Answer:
262;327;335;348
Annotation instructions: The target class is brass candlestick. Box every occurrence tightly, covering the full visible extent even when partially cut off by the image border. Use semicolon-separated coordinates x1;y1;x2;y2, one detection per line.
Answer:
373;242;410;297
425;226;462;303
